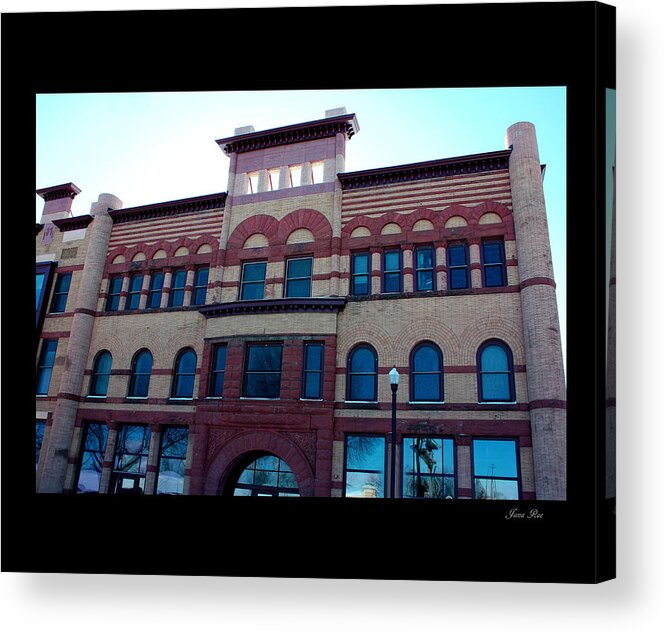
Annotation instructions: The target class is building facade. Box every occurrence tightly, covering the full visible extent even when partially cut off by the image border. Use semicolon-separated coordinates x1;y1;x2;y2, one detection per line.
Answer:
35;109;566;501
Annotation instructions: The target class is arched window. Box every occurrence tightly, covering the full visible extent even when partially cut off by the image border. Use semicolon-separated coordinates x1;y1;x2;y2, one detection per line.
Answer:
410;343;444;402
171;348;197;399
477;340;515;402
347;344;378;402
128;349;153;398
89;350;112;397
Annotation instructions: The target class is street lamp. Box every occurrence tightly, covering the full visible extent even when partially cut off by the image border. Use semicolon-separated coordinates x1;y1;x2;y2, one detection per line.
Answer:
389;366;400;499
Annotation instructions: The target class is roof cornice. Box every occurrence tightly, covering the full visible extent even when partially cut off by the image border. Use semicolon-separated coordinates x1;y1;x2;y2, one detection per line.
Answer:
52;215;94;231
109;192;227;224
338;149;513;190
199;297;347;318
216;113;359;155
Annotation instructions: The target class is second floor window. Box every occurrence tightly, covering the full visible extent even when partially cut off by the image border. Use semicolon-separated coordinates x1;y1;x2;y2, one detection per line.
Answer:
49;272;72;313
351;252;370;296
128;349;153;398
477;341;515;402
347;345;378;402
169;269;187;307
382;249;401;293
284;257;313;298
89;350;112;397
410;343;444;402
243;342;282;399
171;348;197;399
240;261;267;301
208;344;227;397
302;342;324;400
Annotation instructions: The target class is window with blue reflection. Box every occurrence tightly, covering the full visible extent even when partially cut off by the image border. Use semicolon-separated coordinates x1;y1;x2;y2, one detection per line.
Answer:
243;343;282;398
285;257;313;298
111;424;151;494
75;423;109;493
414;246;435;291
157;426;189;494
36;339;58;395
169;269;187;307
171;348;197;399
344;435;385;498
192;267;209;305
127;273;143;310
36;273;45;308
106;276;123;311
89;350;112;397
128;349;152;398
35;422;45;469
472;438;519;500
49;272;72;313
209;344;227;397
347;345;377;401
351;252;370;296
382;249;401;293
403;437;455;498
240;261;267;301
148;271;164;308
302;342;324;399
482;240;506;287
410;343;444;402
233;454;300;497
478;341;514;402
447;243;469;290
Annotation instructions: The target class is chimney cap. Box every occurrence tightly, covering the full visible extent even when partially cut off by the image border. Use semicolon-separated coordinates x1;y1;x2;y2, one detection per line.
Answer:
36;182;81;201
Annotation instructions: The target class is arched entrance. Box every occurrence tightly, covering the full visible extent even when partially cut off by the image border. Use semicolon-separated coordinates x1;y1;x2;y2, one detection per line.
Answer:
224;452;300;497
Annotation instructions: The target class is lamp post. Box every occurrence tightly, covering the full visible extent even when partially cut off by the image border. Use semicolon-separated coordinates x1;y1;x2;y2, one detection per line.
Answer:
389;366;400;499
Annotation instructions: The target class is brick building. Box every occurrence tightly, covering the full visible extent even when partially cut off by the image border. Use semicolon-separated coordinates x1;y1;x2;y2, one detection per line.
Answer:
34;108;566;501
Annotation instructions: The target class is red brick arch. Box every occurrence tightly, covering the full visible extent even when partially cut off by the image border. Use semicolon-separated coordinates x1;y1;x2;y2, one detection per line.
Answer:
277;208;332;244
467;200;512;224
227;214;280;250
203;430;315;496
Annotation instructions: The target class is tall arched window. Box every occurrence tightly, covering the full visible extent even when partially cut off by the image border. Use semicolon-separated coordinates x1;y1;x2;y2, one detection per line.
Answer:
477;340;515;402
410;342;444;402
171;348;197;399
89;350;112;397
128;349;153;398
347;344;378;402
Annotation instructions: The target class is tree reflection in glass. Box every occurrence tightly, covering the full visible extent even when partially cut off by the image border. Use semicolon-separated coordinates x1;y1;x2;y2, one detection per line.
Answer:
402;437;455;499
344;435;385;498
111;425;151;494
472;439;519;500
232;453;299;497
76;423;109;493
157;426;188;494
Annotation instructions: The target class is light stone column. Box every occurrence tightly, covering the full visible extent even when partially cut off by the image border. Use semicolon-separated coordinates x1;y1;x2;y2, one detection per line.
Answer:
469;242;482;288
160;269;172;309
507;121;566;500
257;169;269;193
456;444;472;499
402;248;413;292
138;273;151;310
183;268;195;306
118;273;130;311
301;162;313;186
436;245;447;291
371;250;381;295
38;194;122;493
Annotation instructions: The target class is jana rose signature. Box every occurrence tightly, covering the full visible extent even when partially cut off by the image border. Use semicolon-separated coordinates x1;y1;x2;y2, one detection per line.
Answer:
505;508;544;520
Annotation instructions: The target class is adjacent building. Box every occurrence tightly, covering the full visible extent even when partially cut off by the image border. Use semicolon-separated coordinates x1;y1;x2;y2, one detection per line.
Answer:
35;108;566;500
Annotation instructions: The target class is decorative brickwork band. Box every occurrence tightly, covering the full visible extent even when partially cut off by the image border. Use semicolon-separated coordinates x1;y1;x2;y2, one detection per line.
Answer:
528;400;567;410
519;276;556;290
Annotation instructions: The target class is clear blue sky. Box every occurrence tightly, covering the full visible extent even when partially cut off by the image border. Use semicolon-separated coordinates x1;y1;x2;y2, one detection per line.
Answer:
36;87;566;370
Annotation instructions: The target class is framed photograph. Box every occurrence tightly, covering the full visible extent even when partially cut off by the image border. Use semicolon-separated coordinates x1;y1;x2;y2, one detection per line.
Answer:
5;1;615;583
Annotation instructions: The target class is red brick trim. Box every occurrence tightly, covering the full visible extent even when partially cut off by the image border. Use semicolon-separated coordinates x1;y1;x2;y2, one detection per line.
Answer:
74;307;96;317
528;400;567;410
519;277;556;290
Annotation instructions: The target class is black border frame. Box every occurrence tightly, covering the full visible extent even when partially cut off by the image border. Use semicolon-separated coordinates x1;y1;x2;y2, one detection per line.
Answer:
4;1;615;582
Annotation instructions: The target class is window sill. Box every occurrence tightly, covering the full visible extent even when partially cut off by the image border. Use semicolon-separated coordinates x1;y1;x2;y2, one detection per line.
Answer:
477;401;517;405
343;401;380;409
86;395;107;400
239;396;281;401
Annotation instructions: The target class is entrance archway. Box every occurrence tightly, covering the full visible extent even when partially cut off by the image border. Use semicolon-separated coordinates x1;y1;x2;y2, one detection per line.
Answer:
225;452;300;497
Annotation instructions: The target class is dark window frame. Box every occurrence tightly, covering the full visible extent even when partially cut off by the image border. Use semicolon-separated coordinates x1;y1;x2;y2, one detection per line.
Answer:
301;341;324;400
74;422;109;494
239;260;267;301
242;341;283;399
343;433;387;498
110;424;151;495
284;256;313;298
409;342;444;403
36;261;56;330
105;276;123;311
414;244;436;292
481;238;507;288
147;271;164;309
346;343;379;402
402;435;457;499
191;266;209;306
471;437;521;500
49;271;72;313
381;247;402;293
351;251;371;296
36;338;58;396
447;242;470;290
127;348;153;398
89;350;113;397
156;425;189;495
126;273;144;310
170;348;197;400
476;339;516;403
168;268;187;307
208;343;228;398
